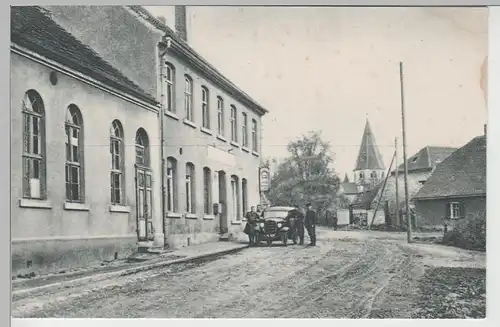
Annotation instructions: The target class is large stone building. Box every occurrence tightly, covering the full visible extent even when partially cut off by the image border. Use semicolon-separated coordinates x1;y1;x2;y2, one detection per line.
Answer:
10;5;268;275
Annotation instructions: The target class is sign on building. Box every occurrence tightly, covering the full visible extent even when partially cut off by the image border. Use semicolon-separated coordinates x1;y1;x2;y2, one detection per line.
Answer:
259;168;270;192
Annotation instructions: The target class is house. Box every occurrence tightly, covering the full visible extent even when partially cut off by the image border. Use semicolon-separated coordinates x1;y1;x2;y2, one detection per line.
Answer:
370;146;457;227
337;174;358;205
11;6;162;276
11;5;269;275
413;133;486;231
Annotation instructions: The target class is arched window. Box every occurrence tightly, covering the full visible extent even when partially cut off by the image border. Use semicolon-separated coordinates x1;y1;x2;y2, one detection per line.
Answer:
203;167;212;214
22;90;46;199
251;119;258;152
135;128;150;167
242;178;248;215
165;62;175;112
231;175;240;220
217;97;224;136
185;163;196;213
166;157;178;212
370;171;378;179
184;75;193;121
110;120;125;205
230;105;237;142
65;104;84;202
201;86;210;129
359;172;364;180
242;112;248;147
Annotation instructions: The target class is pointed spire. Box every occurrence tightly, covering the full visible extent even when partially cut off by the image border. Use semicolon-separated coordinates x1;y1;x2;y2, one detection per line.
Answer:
354;120;385;170
343;173;350;183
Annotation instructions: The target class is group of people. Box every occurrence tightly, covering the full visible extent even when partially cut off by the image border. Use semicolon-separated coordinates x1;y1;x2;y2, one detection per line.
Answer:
243;203;317;247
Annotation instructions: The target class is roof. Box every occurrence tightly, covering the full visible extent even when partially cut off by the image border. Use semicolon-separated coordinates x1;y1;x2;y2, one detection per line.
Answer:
11;6;158;106
351;183;382;209
413;136;486;200
354;120;385;170
343;173;350;183
127;5;269;116
341;182;358;194
395;146;457;173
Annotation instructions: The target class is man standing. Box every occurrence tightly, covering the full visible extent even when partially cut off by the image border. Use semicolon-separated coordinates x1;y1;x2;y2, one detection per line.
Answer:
305;203;317;246
286;204;304;245
245;206;259;245
256;205;263;218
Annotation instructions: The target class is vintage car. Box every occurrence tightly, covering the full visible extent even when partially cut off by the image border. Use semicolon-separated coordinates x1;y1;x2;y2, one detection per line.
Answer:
254;206;297;246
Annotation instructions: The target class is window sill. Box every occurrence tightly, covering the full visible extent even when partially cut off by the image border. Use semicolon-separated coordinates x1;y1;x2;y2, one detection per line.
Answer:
64;202;90;211
166;212;182;219
183;119;197;129
242;147;250;153
203;214;215;220
231;220;242;225
185;213;198;219
164;110;180;120
109;205;131;213
200;127;213;135
216;135;227;142
252;151;260;157
19;198;52;209
230;141;240;148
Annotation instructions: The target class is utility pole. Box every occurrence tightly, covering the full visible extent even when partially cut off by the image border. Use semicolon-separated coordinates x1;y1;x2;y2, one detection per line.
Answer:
399;62;412;243
395;137;400;228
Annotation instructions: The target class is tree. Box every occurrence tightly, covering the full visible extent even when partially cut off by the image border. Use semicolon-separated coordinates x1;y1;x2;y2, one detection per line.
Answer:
266;131;341;213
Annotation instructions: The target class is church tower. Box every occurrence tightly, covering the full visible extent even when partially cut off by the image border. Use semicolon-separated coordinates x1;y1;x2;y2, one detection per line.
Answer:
353;119;385;188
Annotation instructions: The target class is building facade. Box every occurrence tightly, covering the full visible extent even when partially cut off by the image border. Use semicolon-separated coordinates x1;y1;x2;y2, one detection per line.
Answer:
11;6;162;276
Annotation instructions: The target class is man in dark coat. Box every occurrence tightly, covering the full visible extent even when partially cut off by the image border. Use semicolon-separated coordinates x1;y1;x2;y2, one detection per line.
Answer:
305;203;317;246
245;206;259;245
286;204;305;245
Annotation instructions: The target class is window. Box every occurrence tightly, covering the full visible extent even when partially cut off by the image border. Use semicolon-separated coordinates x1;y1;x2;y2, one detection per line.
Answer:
359;172;364;180
370;171;377;179
252;119;258;152
165;63;175;112
203;167;212;214
22;90;46;199
185;163;195;213
230;105;237;142
242;178;248;215
184;75;193;121
217;97;224;136
65;104;84;202
242;113;248;147
448;202;462;219
201;86;210;129
110;120;125;205
166;157;178;212
231;175;240;220
135;128;150;167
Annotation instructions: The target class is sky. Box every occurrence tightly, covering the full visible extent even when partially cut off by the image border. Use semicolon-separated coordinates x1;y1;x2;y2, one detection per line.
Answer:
145;6;488;179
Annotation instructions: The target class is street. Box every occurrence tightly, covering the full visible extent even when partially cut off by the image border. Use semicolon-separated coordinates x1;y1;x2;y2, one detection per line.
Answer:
12;228;485;319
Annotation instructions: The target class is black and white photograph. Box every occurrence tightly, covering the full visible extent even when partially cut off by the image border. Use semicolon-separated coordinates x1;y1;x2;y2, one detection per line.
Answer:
7;2;494;321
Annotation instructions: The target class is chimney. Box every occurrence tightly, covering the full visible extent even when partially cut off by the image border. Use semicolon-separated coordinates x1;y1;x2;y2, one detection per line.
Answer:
175;5;187;42
157;15;166;25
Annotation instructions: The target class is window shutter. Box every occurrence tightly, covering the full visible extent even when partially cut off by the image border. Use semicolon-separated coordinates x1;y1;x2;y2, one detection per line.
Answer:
445;202;450;219
459;202;466;219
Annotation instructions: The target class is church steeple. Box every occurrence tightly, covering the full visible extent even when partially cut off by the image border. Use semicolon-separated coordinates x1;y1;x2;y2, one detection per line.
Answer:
353;119;385;186
343;173;350;183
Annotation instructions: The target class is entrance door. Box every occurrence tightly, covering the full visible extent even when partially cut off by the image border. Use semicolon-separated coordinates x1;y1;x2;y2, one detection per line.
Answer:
218;171;228;234
136;167;154;241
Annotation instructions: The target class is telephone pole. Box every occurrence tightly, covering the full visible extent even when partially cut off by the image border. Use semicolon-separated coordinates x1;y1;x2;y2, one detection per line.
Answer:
399;62;412;243
395;137;400;228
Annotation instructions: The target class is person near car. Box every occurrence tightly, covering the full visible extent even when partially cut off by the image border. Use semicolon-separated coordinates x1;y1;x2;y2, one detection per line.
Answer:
245;206;259;245
256;204;264;218
305;203;317;246
287;204;305;245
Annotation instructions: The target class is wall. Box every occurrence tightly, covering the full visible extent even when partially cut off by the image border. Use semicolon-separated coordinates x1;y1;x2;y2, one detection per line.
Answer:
42;5;163;99
160;51;264;248
11;53;161;275
370;170;431;226
414;196;486;230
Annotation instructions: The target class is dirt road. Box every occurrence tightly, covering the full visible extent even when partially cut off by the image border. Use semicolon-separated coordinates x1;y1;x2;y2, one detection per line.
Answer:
11;229;485;318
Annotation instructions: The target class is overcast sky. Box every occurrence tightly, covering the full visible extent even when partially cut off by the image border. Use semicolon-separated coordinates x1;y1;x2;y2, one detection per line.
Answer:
146;6;488;179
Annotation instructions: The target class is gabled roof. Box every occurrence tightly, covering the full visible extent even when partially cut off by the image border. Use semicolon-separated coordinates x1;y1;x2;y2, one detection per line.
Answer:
413;136;486;200
351;183;383;209
127;5;269;116
11;6;158;106
354;120;385;171
395;146;457;173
